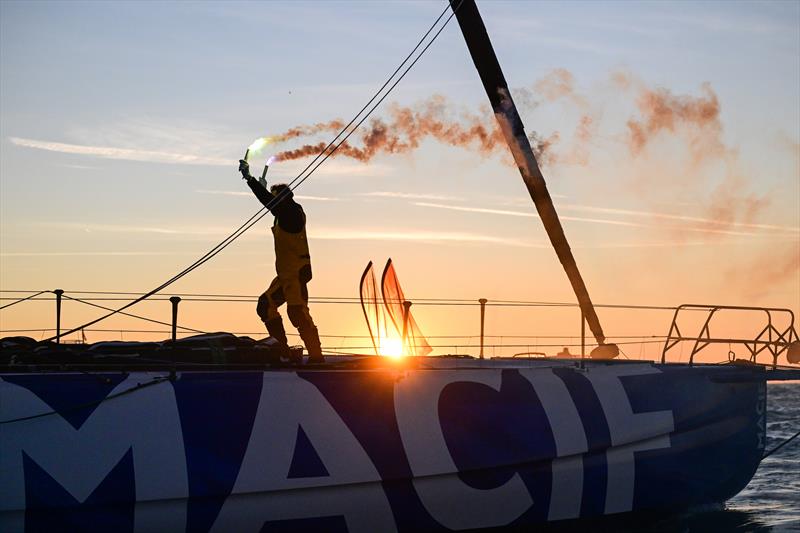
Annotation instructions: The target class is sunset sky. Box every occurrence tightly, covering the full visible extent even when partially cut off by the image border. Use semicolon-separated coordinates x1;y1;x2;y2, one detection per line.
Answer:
1;1;798;361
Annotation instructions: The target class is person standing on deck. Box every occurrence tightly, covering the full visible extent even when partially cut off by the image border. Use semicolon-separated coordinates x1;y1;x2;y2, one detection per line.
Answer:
238;159;324;364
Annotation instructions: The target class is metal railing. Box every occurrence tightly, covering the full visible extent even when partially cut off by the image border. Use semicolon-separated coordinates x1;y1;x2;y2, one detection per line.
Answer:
2;289;798;366
660;304;799;367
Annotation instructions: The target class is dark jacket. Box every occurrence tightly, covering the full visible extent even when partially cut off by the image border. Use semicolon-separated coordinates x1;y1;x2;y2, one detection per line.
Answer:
246;178;304;234
247;178;311;281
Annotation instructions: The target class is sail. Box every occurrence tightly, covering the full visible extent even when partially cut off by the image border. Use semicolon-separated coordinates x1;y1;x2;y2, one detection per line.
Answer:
380;259;432;356
359;261;381;355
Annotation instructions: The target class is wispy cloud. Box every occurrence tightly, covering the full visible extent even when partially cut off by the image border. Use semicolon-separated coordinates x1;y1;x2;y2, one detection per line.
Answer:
40;222;236;237
60;163;101;170
413;201;776;238
413;201;653;229
196;189;251;197
269;160;391;179
310;228;543;248
309;226;767;251
10;137;233;166
559;203;800;234
195;189;338;201
0;251;182;257
357;191;464;201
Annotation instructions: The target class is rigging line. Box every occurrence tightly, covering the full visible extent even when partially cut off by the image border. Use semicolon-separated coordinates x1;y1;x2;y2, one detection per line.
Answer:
288;2;463;194
0;328;670;339
44;3;458;343
0;375;171;425
761;426;800;460
0;296;685;310
148;2;464;274
0;290;684;310
284;2;454;190
43;206;264;342
0;290;49;311
61;295;205;334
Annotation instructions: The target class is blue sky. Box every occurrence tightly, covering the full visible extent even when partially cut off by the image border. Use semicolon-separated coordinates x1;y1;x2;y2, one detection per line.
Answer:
1;1;798;352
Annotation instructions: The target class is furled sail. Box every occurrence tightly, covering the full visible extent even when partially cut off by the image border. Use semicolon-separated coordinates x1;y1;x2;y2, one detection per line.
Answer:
380;259;432;356
359;261;382;355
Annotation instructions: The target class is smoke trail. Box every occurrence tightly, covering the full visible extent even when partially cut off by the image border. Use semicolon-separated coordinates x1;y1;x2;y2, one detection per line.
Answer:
534;68;586;108
258;70;785;247
270;95;558;165
273;119;347;142
626;83;724;162
725;243;800;299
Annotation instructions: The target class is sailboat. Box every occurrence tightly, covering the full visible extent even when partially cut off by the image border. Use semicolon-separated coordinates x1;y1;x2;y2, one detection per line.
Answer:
2;1;798;532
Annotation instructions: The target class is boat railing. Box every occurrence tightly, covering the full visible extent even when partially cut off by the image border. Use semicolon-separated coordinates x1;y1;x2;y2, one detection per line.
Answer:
2;290;799;366
660;304;799;367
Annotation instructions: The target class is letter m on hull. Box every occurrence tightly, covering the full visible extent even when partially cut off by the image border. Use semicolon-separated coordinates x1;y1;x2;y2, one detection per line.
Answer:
0;374;188;533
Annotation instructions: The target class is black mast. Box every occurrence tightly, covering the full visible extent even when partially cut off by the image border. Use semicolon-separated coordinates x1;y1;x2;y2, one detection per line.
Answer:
450;0;617;358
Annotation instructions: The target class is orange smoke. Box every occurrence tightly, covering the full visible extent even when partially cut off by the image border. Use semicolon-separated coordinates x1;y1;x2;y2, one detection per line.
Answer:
534;68;586;108
273;119;347;143
726;243;800;299
271;95;558;166
527;130;561;166
626;83;724;161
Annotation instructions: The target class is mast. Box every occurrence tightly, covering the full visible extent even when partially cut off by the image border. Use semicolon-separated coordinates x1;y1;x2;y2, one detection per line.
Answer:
450;0;617;357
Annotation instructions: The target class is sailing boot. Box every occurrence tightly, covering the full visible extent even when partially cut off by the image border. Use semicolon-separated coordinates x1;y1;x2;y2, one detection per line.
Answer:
300;324;324;364
264;317;288;345
288;305;324;364
263;317;295;363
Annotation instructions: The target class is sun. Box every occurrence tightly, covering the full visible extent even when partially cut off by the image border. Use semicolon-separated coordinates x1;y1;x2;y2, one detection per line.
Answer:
379;337;404;358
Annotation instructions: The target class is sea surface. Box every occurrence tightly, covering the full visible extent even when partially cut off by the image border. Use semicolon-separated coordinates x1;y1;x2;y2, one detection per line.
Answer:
723;382;800;532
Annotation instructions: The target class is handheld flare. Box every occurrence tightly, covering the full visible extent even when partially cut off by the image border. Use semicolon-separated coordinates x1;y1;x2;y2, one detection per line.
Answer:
259;160;269;188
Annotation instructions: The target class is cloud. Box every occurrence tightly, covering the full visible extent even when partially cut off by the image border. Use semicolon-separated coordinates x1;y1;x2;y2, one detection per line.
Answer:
357;191;464;201
195;189;338;201
309;226;768;251
412;201;788;238
559;204;799;234
310;227;543;248
267;160;391;179
414;201;654;229
40;222;236;237
196;189;251;197
0;251;182;257
725;243;800;299
10;137;234;166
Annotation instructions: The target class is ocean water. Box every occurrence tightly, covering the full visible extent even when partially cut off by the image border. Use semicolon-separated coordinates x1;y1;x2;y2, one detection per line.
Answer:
723;382;800;532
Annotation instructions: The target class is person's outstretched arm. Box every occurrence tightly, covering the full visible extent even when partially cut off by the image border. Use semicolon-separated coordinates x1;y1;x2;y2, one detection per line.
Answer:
239;159;276;208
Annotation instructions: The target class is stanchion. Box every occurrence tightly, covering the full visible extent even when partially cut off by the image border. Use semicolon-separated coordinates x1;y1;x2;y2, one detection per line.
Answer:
581;310;586;368
170;296;181;341
479;298;487;359
402;301;412;356
54;289;64;344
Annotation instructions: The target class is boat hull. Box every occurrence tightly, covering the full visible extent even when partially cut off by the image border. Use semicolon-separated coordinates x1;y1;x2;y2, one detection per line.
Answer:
0;361;766;532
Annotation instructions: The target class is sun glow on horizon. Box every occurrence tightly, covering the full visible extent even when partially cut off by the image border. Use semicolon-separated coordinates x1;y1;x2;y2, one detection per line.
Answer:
379;337;404;358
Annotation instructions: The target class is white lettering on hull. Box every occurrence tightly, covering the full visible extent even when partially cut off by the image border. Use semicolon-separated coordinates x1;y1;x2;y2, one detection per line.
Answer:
211;373;396;533
519;369;587;521
0;374;188;533
589;365;674;514
394;370;533;530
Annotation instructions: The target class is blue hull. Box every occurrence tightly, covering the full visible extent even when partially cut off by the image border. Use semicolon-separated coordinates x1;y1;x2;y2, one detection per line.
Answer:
0;361;766;531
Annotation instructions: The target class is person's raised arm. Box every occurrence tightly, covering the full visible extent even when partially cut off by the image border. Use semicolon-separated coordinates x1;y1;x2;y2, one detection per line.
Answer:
239;159;275;208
